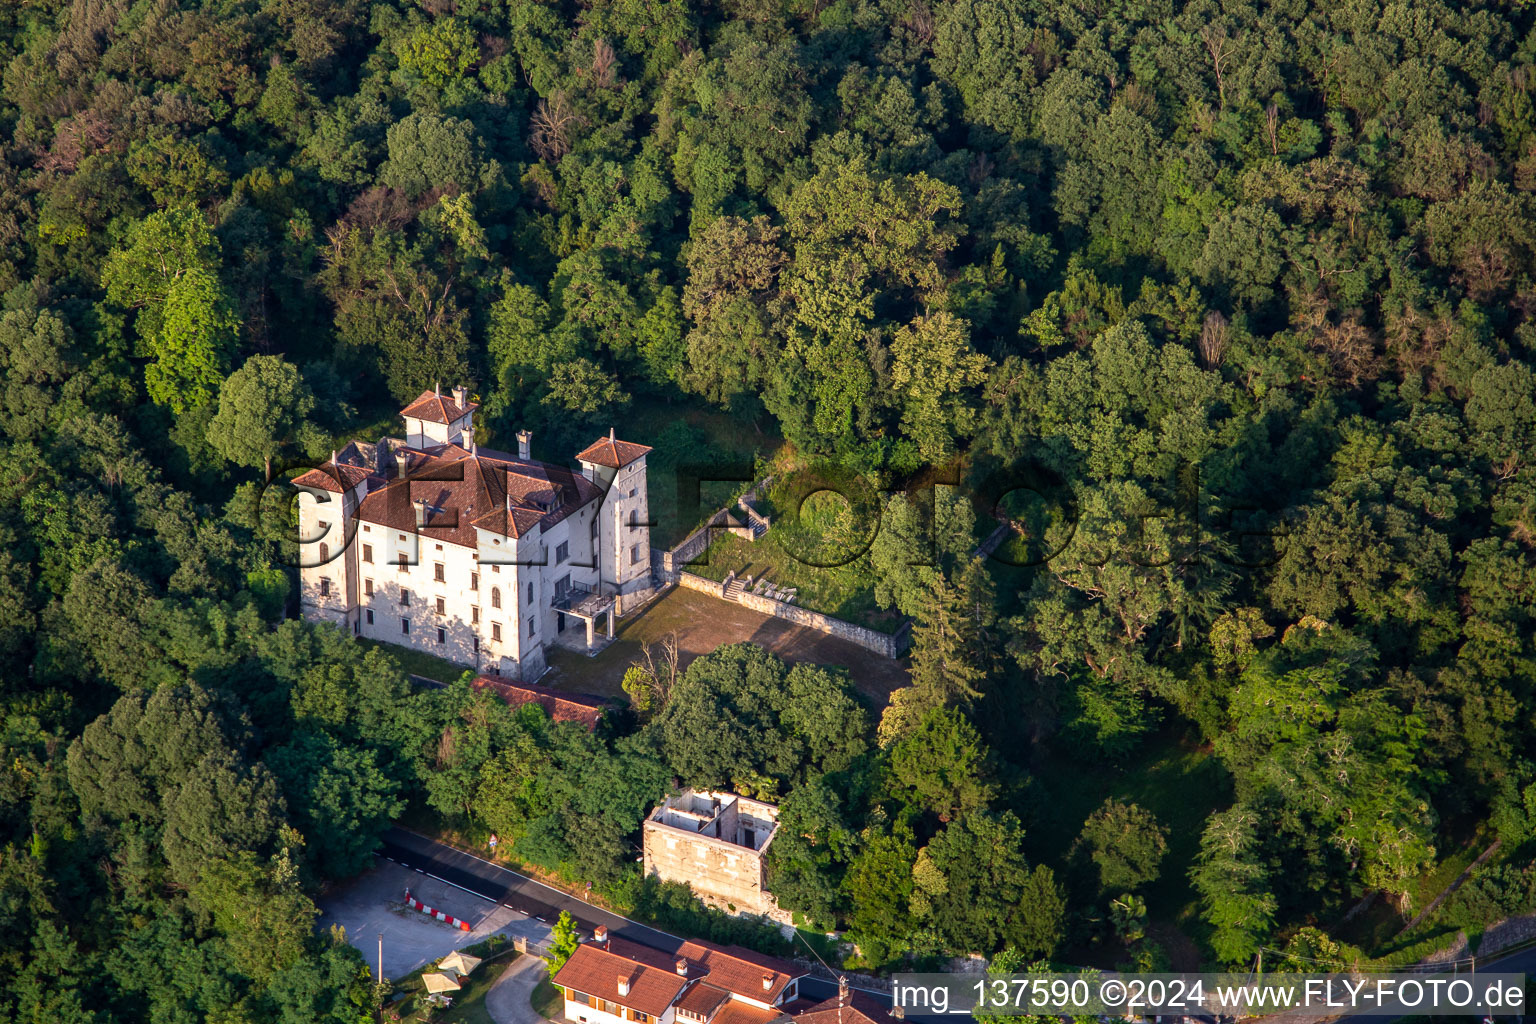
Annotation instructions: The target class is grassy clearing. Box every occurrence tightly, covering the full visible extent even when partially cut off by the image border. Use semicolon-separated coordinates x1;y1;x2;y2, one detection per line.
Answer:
688;480;899;633
626;400;781;549
531;976;565;1019
386;940;518;1024
1027;728;1228;925
357;636;473;684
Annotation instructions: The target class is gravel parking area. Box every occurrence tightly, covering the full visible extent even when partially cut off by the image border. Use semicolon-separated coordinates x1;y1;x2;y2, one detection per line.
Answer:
318;859;555;980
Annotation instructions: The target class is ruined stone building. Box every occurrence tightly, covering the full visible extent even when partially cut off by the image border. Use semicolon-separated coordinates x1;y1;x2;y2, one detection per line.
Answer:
642;790;788;923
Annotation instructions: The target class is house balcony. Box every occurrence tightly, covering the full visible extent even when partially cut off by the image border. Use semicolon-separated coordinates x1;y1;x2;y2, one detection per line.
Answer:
551;581;616;653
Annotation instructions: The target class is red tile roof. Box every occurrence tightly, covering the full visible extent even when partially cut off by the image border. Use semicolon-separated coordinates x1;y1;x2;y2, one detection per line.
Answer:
554;944;688;1018
294;462;371;492
716;1001;791;1024
577;434;653;469
353;442;602;548
678;984;732;1017
470;676;609;730
792;992;902;1024
401;389;478;424
591;936;801;1006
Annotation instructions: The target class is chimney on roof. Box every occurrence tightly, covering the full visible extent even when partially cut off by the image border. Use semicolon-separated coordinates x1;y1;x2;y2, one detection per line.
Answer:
618;975;630;997
593;924;608;947
762;974;774;992
330;449;337;466
414;499;427;527
471;438;478;456
838;977;849;1005
453;384;467;408
434;381;441;397
517;430;531;461
675;958;688;977
610;426;616;443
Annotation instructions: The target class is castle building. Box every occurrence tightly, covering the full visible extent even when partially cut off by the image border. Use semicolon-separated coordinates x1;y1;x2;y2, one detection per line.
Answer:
642;790;788;923
295;385;653;681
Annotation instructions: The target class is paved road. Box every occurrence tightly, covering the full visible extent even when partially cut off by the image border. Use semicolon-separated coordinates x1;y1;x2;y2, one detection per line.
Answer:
485;954;551;1024
379;828;900;1012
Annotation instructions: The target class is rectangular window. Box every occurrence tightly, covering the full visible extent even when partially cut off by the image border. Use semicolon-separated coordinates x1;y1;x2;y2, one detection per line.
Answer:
398;533;407;541
397;553;407;571
527;583;534;604
630;544;640;564
628;488;636;499
601;1001;620;1015
528;617;536;638
400;589;410;607
320;578;331;596
472;607;480;624
437;627;445;644
555;541;568;564
434;562;445;582
492;564;500;573
471;572;479;590
473;637;479;654
435;543;443;551
436;597;445;616
492;623;502;641
363;544;373;563
366;610;374;625
401;618;410;635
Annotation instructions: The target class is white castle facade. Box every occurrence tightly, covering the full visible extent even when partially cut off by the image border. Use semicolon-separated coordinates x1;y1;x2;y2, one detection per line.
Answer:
295;385;653;680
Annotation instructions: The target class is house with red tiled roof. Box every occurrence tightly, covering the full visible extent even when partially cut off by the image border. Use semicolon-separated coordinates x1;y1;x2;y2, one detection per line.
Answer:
469;675;609;730
295;384;655;681
553;929;808;1024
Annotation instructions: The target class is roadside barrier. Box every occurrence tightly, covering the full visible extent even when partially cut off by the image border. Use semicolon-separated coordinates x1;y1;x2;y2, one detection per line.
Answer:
404;888;472;931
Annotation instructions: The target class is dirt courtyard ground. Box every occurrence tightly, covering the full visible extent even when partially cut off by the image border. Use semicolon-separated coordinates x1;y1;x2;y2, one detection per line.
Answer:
542;586;908;706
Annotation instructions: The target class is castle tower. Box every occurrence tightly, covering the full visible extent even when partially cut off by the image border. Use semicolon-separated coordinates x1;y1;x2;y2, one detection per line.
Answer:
399;384;477;449
576;428;653;609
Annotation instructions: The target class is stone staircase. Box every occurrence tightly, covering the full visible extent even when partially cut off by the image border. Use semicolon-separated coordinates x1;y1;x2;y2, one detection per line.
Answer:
723;575;746;600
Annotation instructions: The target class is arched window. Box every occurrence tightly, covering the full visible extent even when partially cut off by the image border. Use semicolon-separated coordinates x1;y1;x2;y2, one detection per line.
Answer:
319;542;329;564
491;587;501;609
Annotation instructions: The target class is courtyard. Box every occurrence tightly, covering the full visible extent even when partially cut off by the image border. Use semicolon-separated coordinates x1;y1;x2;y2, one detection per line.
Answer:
542;586;908;706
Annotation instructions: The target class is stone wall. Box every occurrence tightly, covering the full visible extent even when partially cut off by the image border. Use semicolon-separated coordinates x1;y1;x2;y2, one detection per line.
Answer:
734;590;906;658
676;571;906;658
657;476;774;579
677;571;726;598
642;815;786;922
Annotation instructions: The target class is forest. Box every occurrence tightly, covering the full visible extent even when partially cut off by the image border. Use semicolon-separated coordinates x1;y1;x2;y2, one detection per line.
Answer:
2;0;1536;1016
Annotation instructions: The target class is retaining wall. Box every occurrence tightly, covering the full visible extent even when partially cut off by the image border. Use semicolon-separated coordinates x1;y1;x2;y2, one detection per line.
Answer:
677;572;905;658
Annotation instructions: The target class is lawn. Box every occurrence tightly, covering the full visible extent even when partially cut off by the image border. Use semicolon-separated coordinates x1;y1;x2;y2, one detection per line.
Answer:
386;940;519;1024
357;636;473;685
625;400;782;549
1026;728;1229;925
686;480;900;634
531;976;565;1019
